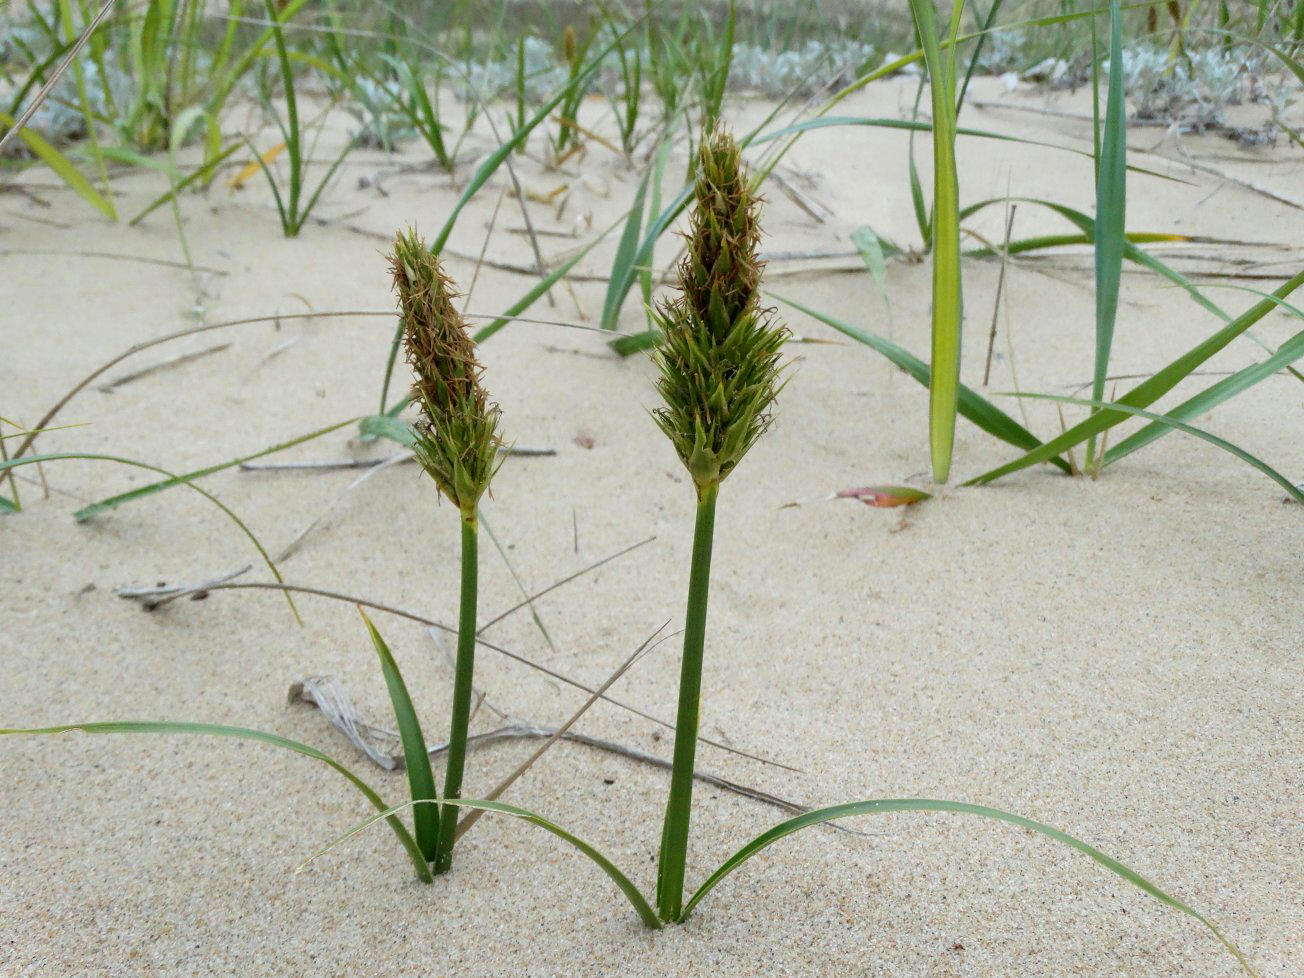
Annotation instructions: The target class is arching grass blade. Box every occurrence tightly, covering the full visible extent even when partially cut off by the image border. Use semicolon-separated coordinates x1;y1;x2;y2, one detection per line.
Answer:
966;268;1304;485
0;452;297;620
74;418;357;521
1008;394;1304;503
0;721;431;883
680;798;1254;975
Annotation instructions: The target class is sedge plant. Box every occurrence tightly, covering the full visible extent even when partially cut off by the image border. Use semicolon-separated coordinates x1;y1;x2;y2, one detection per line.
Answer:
0;190;1264;972
649;124;788;923
390;227;503;873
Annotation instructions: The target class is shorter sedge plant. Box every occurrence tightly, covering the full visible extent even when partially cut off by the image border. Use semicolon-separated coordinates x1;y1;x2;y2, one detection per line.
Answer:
391;227;503;873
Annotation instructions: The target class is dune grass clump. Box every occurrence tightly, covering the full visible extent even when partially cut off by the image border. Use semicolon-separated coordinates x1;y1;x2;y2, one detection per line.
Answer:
391;227;502;873
649;124;787;923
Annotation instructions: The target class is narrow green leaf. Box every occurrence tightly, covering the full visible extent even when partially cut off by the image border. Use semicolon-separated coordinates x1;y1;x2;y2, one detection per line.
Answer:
74;417;356;520
600;166;652;331
359;611;440;863
1012;394;1304;503
0;452;296;619
1105;325;1304;466
1088;0;1127;467
773;294;1070;473
966;269;1304;485
679;798;1253;974
130;142;242;226
470;230;613;345
0;721;431;883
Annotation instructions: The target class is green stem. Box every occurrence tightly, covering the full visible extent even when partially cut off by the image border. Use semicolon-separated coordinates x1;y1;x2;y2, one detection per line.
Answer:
656;481;718;923
435;510;479;874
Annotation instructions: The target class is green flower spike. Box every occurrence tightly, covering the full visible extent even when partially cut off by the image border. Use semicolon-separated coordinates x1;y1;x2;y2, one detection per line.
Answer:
651;125;788;493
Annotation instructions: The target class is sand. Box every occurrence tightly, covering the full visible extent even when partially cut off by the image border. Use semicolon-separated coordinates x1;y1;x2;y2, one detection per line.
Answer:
2;75;1301;976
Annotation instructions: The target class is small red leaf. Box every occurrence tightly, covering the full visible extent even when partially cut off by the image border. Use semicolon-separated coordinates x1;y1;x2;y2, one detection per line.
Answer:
835;485;931;508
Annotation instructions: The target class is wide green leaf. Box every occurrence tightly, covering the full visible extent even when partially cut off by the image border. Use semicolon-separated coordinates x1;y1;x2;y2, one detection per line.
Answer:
360;611;440;863
680;798;1253;974
908;0;965;483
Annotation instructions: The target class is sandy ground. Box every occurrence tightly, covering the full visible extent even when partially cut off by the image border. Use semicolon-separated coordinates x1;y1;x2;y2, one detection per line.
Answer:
2;76;1302;977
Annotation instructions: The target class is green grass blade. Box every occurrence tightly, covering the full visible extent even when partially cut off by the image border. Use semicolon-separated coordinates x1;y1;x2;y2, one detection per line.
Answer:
130;142;241;226
773;294;1069;473
1105;325;1304;467
302;797;659;928
471;230;614;345
600;166;652;331
1087;0;1127;469
291;133;358;236
0;720;431;883
598;183;693;340
376;26;634;411
0;451;296;619
959;197;1226;322
359;611;440;863
908;0;965;482
679;798;1253;973
966;268;1304;485
1013;394;1304;503
964;231;1187;258
0;110;115;219
74;417;356;520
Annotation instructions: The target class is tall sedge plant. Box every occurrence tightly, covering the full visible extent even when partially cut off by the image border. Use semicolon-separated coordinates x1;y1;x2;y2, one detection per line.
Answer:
649;125;787;923
391;228;503;873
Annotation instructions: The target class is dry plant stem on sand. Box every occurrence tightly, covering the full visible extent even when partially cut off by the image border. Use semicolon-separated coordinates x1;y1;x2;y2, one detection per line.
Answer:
651;126;787;924
391;228;502;873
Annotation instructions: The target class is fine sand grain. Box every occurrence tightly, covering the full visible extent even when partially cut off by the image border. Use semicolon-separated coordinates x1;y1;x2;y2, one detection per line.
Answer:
2;77;1301;976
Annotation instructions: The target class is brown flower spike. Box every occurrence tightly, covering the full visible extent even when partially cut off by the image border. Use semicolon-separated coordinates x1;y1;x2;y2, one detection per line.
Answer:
391;228;502;513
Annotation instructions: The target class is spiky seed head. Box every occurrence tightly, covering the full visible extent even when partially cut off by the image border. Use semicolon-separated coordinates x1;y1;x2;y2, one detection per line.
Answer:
390;228;503;513
651;126;787;492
